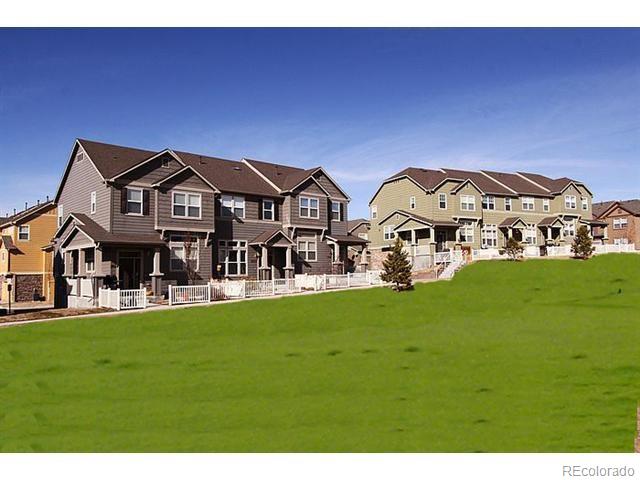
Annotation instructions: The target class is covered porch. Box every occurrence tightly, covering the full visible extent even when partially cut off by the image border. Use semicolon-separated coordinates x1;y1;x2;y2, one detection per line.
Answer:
499;217;529;245
538;216;566;245
250;229;295;280
326;234;369;273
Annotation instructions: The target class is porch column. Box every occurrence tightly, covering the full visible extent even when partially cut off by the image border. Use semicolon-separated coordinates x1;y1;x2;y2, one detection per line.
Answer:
546;227;551;241
507;228;513;239
333;243;339;262
78;249;86;277
284;245;294;279
560;227;565;242
150;247;164;297
411;229;417;256
259;245;269;280
603;225;608;240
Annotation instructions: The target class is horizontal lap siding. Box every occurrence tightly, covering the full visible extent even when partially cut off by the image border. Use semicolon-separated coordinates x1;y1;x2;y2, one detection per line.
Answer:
58;147;111;230
315;171;348;200
294;228;332;275
289;180;329;228
111;186;157;235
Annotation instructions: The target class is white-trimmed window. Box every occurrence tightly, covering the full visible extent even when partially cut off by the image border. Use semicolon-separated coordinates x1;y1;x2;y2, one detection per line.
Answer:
564;219;576;237
126;188;143;215
614;238;629;245
262;199;274;221
371;205;378;219
581;197;589;211
331;201;341;221
18;225;30;241
299;196;319;219
565;195;577;209
522;197;535;211
460;221;474;243
613;218;628;229
438;193;447;210
84;248;95;272
297;237;317;261
218;240;247;276
170;235;199;272
57;205;64;227
524;224;537;245
383;225;396;241
460;195;475;211
481;195;495;210
90;191;97;214
542;198;550;212
504;198;512;211
221;195;245;218
409;196;416;210
173;192;201;219
481;224;497;248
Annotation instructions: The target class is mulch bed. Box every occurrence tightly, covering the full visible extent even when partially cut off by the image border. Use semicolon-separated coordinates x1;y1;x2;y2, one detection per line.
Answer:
0;307;113;324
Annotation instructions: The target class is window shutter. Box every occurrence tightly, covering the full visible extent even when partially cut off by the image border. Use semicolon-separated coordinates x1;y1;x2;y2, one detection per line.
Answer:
143;190;150;215
258;199;263;220
274;201;279;222
340;203;344;222
121;188;128;214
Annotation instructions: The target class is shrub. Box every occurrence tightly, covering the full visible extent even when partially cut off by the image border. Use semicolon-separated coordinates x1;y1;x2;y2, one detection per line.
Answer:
571;225;595;259
504;237;524;261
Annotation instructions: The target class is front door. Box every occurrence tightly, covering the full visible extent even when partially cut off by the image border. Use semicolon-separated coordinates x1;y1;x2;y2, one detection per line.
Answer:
269;248;286;279
118;251;142;289
436;231;447;252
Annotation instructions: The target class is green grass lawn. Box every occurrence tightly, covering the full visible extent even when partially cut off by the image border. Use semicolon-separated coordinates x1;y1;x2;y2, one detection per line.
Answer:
1;255;639;452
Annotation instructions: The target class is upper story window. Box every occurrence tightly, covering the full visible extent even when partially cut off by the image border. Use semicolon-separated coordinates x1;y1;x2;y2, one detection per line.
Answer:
383;225;396;241
613;218;628;229
581;197;589;211
221;195;245;218
504;198;512;211
173;192;202;219
90;191;97;215
299;196;319;219
481;195;495;210
409;196;416;210
460;195;475;211
371;205;378;219
564;195;577;209
438;193;447;210
57;205;64;227
18;225;30;241
542;198;550;212
262;199;274;221
331;201;342;221
522;197;535;211
126;188;143;215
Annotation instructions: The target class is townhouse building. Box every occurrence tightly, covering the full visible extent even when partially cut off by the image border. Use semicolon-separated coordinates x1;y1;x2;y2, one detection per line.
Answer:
592;199;640;248
346;218;371;271
0;200;57;303
53;139;366;307
368;167;596;268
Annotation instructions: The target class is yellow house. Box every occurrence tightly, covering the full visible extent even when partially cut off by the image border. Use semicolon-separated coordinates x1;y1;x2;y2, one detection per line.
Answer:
0;201;57;304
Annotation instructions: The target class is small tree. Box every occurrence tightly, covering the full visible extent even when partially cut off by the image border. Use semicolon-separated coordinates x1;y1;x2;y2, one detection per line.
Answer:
504;237;524;261
571;225;594;259
380;237;413;291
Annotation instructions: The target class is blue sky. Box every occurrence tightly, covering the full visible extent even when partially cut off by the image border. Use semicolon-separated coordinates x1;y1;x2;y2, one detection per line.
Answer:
0;28;638;218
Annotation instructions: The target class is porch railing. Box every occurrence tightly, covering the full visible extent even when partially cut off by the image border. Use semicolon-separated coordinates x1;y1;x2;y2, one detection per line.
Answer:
98;288;147;310
547;245;572;257
594;243;636;254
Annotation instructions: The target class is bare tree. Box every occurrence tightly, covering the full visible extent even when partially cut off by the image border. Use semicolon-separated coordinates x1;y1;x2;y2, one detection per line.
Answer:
182;233;199;285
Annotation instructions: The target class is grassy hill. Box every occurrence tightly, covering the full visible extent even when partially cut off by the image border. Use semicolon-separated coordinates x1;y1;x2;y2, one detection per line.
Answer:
1;254;639;452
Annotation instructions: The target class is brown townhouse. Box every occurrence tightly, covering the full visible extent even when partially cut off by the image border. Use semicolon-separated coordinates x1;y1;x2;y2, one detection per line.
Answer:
592;199;640;248
53;139;367;307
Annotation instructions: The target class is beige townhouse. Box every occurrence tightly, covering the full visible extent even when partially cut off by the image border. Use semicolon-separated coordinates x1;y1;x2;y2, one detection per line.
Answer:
368;167;596;268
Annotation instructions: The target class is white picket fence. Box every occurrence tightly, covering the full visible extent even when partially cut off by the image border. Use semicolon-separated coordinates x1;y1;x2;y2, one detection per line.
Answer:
98;288;147;310
594;243;636;254
546;245;572;257
168;284;210;306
